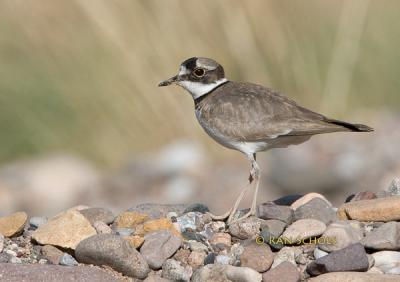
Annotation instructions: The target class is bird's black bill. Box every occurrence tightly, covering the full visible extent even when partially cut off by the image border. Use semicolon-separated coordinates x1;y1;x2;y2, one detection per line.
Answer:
158;75;178;87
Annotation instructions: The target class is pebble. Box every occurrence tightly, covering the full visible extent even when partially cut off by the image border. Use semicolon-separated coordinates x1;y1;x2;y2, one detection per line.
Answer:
282;219;326;241
79;207;115;225
273;194;303;206
313;247;328;260
290;193;331;210
186;240;208;252
116;228;134;237
228;217;262;239
306;243;369;276
259;220;286;250
204;253;216;265
0;264;121;282
188;251;206;269
183;203;210;214
115;211;149;229
293;198;337;224
140;230;182;270
128;203;186;219
161;259;192;281
192;264;262;282
124;235;145;249
0;211;28;237
173;249;191;265
75;234;150;279
271;247;299;269
144;274;171;282
319;221;363;252
41;245;64;265
257;202;293;224
93;221;113;234
308;272;400;282
362;222;400;250
32;210;96;250
387;178;400;196
209;232;231;250
240;240;274;272
215;255;231;265
348;191;377;202
0;234;4;253
338;196;400;221
372;251;400;274
262;261;301;282
59;253;78;266
29;216;48;229
142;218;181;237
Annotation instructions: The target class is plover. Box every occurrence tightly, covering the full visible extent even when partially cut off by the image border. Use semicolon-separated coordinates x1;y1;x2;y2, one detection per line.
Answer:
159;57;373;224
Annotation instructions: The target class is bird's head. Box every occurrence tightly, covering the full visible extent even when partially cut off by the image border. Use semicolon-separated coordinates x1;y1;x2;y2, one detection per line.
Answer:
158;57;227;99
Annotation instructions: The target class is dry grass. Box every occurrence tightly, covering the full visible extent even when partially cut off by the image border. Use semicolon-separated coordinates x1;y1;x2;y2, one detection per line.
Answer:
0;0;399;166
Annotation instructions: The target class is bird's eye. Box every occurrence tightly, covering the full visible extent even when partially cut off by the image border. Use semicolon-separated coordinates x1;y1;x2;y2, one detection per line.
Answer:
193;68;205;77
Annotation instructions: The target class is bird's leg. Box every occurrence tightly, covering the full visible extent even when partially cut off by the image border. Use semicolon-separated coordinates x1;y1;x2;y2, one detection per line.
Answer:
207;179;252;221
228;153;260;225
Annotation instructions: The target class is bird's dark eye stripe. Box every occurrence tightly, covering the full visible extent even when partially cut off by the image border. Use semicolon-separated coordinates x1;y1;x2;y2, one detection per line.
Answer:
194;68;205;77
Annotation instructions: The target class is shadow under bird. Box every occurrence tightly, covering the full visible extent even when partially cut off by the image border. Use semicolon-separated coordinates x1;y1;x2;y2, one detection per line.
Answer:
159;57;373;224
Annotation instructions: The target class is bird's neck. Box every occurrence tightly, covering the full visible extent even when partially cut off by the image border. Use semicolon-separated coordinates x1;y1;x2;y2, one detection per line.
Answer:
179;78;228;99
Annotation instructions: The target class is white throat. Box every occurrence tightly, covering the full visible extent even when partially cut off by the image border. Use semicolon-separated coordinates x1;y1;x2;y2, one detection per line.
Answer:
178;78;228;99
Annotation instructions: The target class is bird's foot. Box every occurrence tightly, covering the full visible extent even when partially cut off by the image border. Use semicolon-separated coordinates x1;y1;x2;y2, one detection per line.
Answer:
206;209;232;221
227;207;257;225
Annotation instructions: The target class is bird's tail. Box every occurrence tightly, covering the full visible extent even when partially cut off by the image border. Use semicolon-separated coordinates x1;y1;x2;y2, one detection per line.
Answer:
327;119;374;132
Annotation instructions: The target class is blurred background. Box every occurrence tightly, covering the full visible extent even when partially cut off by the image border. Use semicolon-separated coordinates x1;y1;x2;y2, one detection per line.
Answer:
0;0;399;216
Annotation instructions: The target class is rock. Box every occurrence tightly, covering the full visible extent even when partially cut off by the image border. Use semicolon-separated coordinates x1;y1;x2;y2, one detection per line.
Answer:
75;234;150;279
349;191;377;202
124;235;144;249
32;210;96;250
308;272;400;282
140;230;182;270
228;217;262;239
161;259;192;281
183;203;209;214
0;234;4;253
306;243;369;276
0;264;121;282
372;251;400;274
387;178;400;196
29;216;48;229
240;241;274;272
79;208;114;225
337;196;400;221
115;228;134;236
188;251;206;269
293;198;336;224
143;218;180;236
362;222;400;250
282;219;326;241
209;232;231;250
192;264;262;282
186;240;208;252
93;221;112;234
313;248;328;260
173;249;191;265
41;245;64;265
215;255;231;265
0;212;28;237
290;193;331;210
262;261;300;282
59;253;78;266
257;202;293;224
259;220;286;250
128;203;186;219
319;221;363;252
271;247;299;269
115;211;149;229
204;253;216;265
176;212;211;233
144;274;171;282
273;195;303;206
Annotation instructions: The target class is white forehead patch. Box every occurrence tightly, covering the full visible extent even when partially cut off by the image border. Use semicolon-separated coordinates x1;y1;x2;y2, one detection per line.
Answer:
177;78;227;99
179;65;190;76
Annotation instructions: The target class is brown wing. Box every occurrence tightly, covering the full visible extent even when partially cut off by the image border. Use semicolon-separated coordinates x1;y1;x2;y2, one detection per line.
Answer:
198;81;360;142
